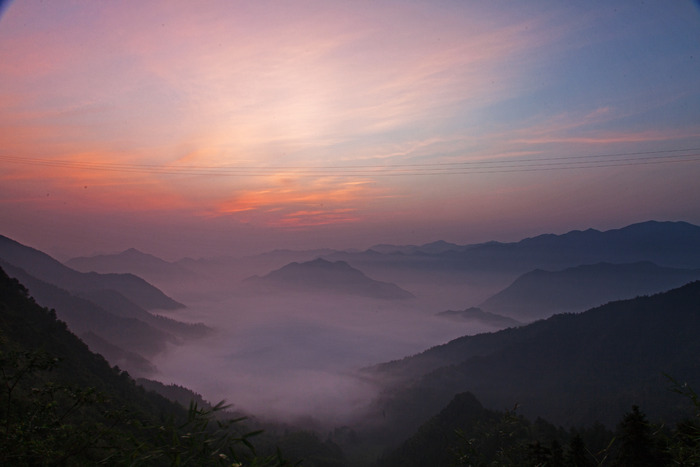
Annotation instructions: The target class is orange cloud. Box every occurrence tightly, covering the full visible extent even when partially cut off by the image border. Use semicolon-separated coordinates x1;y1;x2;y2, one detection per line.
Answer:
213;176;381;228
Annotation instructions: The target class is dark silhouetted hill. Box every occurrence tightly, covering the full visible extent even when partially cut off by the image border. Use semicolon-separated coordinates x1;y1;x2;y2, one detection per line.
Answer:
0;260;191;377
367;281;700;443
0;266;202;425
379;392;500;467
244;258;415;299
479;261;700;321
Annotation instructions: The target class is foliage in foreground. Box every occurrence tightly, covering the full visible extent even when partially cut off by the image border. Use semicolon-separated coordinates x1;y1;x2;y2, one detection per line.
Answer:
380;377;700;467
457;395;700;467
0;266;296;466
0;345;301;466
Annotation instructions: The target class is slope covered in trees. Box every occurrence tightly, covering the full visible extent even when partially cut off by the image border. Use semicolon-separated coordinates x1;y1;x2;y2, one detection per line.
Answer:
0;266;288;465
0;259;209;377
380;390;700;466
0;236;212;377
367;281;700;445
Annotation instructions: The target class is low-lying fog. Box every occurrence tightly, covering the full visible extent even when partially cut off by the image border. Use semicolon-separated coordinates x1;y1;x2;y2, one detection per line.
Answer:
151;278;506;427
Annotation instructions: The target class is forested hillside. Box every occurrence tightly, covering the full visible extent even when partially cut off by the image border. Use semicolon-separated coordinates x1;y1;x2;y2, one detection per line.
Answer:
380;390;700;466
367;281;700;446
0;236;211;377
0;266;284;465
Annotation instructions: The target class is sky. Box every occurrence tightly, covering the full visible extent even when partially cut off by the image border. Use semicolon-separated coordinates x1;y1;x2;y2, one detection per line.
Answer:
1;0;700;260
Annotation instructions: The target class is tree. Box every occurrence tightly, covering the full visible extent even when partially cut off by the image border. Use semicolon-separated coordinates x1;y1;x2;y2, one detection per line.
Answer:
564;434;592;467
666;379;700;465
613;405;668;467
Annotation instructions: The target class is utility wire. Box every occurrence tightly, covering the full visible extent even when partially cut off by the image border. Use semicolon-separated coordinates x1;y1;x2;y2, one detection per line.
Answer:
0;148;699;177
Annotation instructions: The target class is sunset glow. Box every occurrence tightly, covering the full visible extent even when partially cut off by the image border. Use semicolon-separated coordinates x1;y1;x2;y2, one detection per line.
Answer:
1;1;699;258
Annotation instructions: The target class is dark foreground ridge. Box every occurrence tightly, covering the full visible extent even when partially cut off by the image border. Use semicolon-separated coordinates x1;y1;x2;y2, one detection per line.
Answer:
0;265;289;465
367;280;700;447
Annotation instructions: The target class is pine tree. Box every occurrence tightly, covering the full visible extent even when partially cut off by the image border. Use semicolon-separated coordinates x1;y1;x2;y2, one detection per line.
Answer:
613;405;667;467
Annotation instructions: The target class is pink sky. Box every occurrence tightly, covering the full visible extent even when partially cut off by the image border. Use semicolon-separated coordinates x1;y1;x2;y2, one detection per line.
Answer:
1;1;700;260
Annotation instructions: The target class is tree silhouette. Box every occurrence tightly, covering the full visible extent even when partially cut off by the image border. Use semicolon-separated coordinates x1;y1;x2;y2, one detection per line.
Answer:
613;405;668;467
565;434;592;467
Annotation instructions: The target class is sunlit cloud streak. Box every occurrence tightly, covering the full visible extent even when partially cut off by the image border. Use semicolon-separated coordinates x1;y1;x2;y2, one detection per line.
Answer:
213;177;384;227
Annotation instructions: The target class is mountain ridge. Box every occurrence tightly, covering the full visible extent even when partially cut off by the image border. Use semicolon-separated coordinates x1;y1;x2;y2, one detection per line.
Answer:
478;261;700;321
0;234;183;310
359;221;700;260
66;247;198;295
0;236;210;377
367;280;700;443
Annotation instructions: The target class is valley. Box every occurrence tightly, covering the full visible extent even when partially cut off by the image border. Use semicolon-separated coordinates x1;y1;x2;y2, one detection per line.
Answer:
2;221;700;465
3;2;699;463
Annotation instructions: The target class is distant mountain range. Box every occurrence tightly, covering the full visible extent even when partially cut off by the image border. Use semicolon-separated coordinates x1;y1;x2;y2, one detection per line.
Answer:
66;248;196;287
330;221;700;275
244;258;415;299
468;220;700;270
62;221;700;309
366;281;700;444
4;220;700;464
5;220;700;379
67;247;347;299
478;261;700;321
381;220;700;265
64;221;700;282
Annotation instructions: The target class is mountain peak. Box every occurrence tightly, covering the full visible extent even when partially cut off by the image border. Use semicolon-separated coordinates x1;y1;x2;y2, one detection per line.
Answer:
247;258;414;299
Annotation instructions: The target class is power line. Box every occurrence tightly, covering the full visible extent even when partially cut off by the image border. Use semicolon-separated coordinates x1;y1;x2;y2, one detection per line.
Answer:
0;148;699;177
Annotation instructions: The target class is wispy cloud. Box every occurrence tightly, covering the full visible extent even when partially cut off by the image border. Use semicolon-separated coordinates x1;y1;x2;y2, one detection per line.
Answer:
508;106;700;148
212;176;383;228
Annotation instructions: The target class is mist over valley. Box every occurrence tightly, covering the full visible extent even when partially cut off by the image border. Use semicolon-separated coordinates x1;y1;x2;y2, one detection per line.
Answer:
3;1;700;463
3;221;700;466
